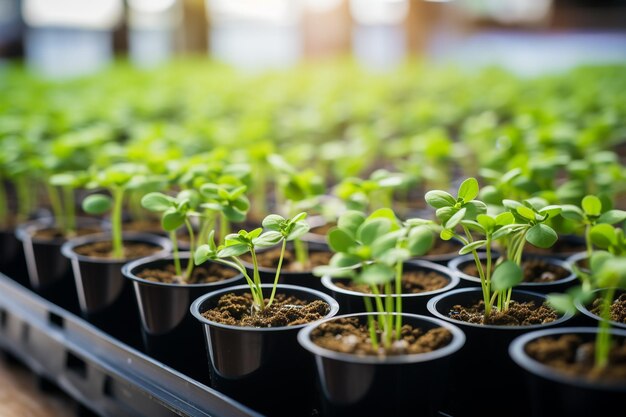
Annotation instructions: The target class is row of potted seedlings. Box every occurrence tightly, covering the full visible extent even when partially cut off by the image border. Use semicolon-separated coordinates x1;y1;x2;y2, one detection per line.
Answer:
3;170;625;417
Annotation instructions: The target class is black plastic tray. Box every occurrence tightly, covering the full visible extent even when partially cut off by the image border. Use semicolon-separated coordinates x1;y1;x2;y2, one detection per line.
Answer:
0;272;262;417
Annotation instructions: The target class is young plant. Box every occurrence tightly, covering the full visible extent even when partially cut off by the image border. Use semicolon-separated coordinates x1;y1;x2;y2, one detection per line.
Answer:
199;183;250;244
194;213;310;312
561;195;626;258
334;169;407;213
47;171;89;236
549;252;626;369
141;189;201;281
81;163;160;259
314;209;434;350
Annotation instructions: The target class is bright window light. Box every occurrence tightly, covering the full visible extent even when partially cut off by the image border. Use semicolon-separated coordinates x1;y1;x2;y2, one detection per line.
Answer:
207;0;300;25
350;0;409;26
23;0;123;30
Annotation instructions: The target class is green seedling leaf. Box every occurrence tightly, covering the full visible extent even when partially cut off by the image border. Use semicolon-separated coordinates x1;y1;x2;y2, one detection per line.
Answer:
476;214;495;233
357;218;392;246
495;211;515;226
425;190;455;208
262;214;285;231
371;232;401;258
313;265;356;278
253;231;283;247
435;206;455;224
538;205;562;219
328;228;357;252
503;199;523;210
491;260;523;291
547;293;576;315
526;224;558;248
162;208;185;231
465;200;487;218
290;212;308;223
590;224;616;248
379;248;411;266
516;206;536;221
459;240;486;255
217;244;249;258
337;210;366;238
329;253;362;268
223;206;247;223
598;210;626;225
82;194;112;214
358;263;395;285
407;226;434;256
590;250;613;273
560;205;584;221
582;195;602;217
142;192;174;212
440;228;455;241
368;208;400;230
444;207;466;229
286;221;310;241
194;244;217;265
460;220;485;234
458;177;479;202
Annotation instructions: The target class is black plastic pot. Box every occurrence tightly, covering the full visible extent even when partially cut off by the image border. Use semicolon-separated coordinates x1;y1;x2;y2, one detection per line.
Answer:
122;253;244;380
301;215;332;245
448;253;577;294
510;327;626;417
321;261;459;316
190;284;339;417
0;227;27;283
242;242;332;292
15;217;104;291
427;288;573;417
61;232;171;341
411;238;464;265
566;251;590;275
298;312;465;417
575;288;626;330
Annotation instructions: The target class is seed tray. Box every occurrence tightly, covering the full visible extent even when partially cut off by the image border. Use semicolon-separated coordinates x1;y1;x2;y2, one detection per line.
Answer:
0;272;261;417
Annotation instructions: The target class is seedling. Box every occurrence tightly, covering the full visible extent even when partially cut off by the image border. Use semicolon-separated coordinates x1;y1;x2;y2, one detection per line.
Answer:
314;209;434;350
199;183;250;244
269;153;326;267
549;252;626;369
47;171;89;236
194;213;310;312
141;189;201;281
81;163;162;259
561;195;626;258
335;169;407;213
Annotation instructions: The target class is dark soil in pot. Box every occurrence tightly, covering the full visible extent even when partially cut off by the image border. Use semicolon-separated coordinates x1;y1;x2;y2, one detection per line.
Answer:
298;313;466;417
576;288;626;330
427;288;573;417
567;251;590;273
524;234;586;259
241;244;333;291
510;327;626;417
191;284;339;417
450;253;576;294
123;254;243;382
311;316;452;355
323;261;459;316
450;299;558;325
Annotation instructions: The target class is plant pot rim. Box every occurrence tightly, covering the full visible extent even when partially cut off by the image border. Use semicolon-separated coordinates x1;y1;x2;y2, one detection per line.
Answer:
566;251;588;265
448;253;576;288
15;216;105;244
61;231;171;264
427;287;574;330
321;260;459;299
509;326;626;391
122;252;244;289
297;312;466;365
190;283;340;332
574;287;626;330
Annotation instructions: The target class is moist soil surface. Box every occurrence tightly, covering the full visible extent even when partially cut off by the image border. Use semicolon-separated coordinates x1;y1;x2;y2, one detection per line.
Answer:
242;247;333;272
311;317;452;356
462;258;570;283
590;293;626;324
525;240;586;256
425;239;461;256
202;293;329;327
74;241;162;259
33;227;101;241
450;300;559;326
335;270;449;294
122;219;164;234
525;334;626;382
310;223;335;236
137;262;238;285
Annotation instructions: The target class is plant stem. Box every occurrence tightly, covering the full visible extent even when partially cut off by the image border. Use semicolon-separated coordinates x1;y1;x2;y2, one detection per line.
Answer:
371;285;389;347
46;184;65;233
595;287;616;369
585;223;593;259
293;237;308;267
170;231;182;277
394;260;403;340
111;187;125;259
219;212;230;243
363;297;379;350
63;186;76;236
267;239;286;307
384;281;393;347
198;210;216;246
250;250;264;309
183;219;196;280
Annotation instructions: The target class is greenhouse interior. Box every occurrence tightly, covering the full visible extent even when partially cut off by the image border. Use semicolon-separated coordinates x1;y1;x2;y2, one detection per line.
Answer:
0;1;625;416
